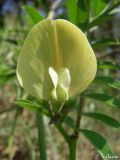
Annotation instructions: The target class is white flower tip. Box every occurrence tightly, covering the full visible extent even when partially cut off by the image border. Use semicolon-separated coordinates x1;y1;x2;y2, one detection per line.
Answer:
49;67;58;88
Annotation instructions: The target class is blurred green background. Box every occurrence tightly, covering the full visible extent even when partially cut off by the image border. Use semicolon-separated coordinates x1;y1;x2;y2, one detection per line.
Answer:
0;0;120;160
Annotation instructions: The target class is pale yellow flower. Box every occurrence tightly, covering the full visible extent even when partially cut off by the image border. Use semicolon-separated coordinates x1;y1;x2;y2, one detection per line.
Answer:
17;19;97;103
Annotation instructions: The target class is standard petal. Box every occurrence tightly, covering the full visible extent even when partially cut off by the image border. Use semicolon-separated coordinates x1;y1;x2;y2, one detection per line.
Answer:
55;19;97;97
17;19;60;99
17;19;97;100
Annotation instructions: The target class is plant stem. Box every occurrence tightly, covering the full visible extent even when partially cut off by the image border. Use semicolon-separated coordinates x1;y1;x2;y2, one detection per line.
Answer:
105;2;120;14
22;121;36;160
36;113;47;160
68;136;77;160
55;123;70;144
68;96;84;160
74;97;84;137
47;0;63;19
8;108;20;160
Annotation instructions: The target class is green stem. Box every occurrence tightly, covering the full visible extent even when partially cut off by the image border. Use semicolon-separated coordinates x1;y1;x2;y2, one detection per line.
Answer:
48;103;70;144
74;97;84;137
55;124;77;160
55;124;70;144
68;136;77;160
22;121;36;160
36;113;47;160
68;97;85;160
8;108;20;160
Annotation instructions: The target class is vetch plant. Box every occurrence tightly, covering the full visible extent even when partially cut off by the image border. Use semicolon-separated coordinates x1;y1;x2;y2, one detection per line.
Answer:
0;0;120;159
15;18;120;160
16;19;97;159
15;1;120;160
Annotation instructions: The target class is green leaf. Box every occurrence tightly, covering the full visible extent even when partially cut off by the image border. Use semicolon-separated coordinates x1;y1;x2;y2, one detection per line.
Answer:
0;65;15;86
79;129;115;160
94;76;120;89
92;39;120;49
63;116;75;129
109;7;120;14
77;0;90;31
89;1;120;29
24;5;44;27
98;61;120;69
92;0;111;17
77;0;88;22
66;0;89;28
89;13;113;28
63;117;116;159
105;2;120;15
0;65;14;75
16;99;43;113
84;93;120;109
83;112;120;128
66;0;77;24
0;73;15;86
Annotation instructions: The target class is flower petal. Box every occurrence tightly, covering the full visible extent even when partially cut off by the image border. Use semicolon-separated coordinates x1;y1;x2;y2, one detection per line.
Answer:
54;19;97;96
58;68;71;99
17;19;97;100
49;67;58;88
17;19;57;99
